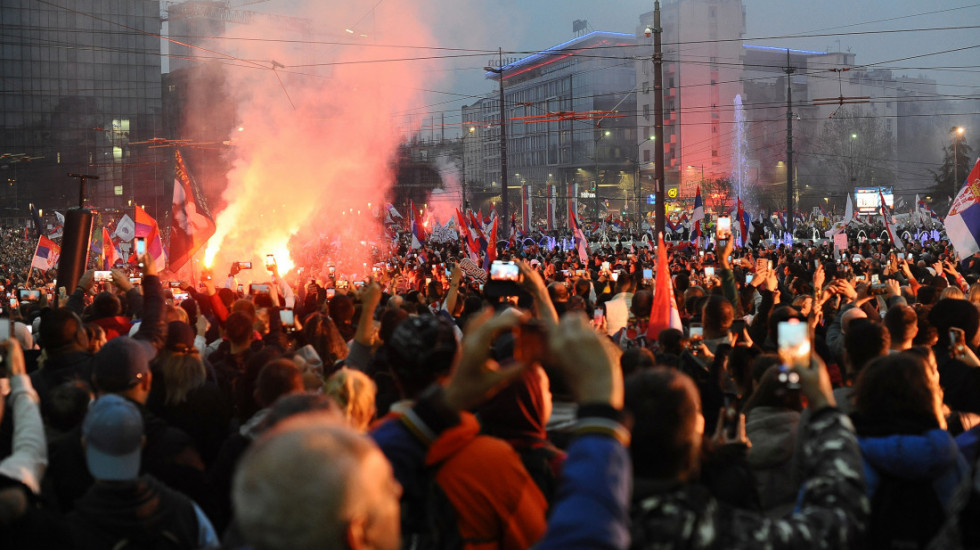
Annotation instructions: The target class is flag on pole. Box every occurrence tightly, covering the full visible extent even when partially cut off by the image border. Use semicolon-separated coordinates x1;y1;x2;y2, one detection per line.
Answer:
945;158;980;259
31;235;61;271
646;233;682;340
569;203;588;263
48;211;65;239
169;150;215;272
103;227;121;269
844;192;854;222
131;207;167;271
114;214;136;242
483;214;498;270
134;206;156;238
146;224;168;272
880;189;904;250
456;208;480;257
691;185;704;245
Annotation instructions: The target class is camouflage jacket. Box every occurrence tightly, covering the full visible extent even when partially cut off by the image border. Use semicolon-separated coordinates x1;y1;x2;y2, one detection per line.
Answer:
630;407;869;550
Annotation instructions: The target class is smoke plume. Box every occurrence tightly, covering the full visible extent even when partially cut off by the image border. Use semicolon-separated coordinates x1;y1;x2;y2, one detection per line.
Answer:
198;0;438;281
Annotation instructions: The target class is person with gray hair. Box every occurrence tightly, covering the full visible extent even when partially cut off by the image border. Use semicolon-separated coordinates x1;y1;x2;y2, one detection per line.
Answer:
233;414;402;550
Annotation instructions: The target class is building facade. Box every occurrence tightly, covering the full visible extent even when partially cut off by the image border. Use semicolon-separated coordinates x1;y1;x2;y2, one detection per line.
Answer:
0;0;164;218
464;31;638;225
635;0;747;203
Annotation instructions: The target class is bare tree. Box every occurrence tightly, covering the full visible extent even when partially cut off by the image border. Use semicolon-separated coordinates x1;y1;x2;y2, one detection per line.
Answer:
809;107;896;196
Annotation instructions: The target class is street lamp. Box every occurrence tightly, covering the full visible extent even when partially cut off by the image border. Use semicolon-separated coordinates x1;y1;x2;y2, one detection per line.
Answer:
849;133;858;187
461;126;475;210
952;126;966;196
485;52;509;239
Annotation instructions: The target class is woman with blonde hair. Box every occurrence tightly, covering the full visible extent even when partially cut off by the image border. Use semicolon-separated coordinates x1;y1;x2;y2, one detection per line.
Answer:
968;283;980;305
940;286;965;301
323;367;376;432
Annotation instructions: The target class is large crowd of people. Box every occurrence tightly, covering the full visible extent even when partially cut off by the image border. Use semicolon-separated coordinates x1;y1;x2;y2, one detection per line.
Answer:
3;212;980;549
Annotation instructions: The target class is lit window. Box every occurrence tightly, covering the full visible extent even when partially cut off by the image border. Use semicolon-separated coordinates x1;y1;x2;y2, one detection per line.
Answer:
114;185;124;196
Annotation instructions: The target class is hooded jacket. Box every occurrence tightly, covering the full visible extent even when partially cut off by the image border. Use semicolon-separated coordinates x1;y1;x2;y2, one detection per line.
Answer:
745;406;800;516
68;476;204;549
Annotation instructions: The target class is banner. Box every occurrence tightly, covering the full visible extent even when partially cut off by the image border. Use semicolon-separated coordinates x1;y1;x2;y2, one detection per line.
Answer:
169;149;216;271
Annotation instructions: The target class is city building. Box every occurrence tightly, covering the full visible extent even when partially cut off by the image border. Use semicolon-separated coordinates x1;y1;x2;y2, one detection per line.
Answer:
635;0;747;203
0;0;164;219
464;31;638;224
741;44;952;210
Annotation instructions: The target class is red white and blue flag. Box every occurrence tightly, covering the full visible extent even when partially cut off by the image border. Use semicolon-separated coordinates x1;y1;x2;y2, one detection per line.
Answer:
31;235;61;271
691;185;704;245
946;158;980;259
569;203;588;263
103;227;121;269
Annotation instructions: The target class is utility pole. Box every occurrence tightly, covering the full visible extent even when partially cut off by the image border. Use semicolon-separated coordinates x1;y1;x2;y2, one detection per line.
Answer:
483;49;509;240
651;1;665;238
784;49;795;236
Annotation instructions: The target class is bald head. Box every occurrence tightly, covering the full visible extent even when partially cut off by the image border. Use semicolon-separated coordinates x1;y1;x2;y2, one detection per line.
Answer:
233;414;401;550
841;307;868;335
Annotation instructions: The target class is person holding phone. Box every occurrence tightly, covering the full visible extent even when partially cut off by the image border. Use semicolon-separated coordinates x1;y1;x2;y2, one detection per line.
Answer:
626;352;866;548
0;339;48;537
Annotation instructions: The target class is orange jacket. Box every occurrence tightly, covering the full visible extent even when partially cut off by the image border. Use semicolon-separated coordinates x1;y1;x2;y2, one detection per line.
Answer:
426;413;547;550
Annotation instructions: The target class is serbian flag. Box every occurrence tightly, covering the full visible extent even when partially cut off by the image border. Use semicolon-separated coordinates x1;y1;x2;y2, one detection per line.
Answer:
646;233;682;340
880;190;904;250
134;205;156;238
103;227;121;269
569;204;588;263
691;185;704;244
31;235;60;271
146;223;168;272
945;158;980;259
456;208;479;255
168;150;215;272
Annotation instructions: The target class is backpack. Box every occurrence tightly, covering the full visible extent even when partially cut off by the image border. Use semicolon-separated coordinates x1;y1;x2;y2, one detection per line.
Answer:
868;472;946;550
402;470;463;550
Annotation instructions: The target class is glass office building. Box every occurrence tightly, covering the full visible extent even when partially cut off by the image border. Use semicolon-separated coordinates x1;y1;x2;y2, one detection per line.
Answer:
0;0;164;219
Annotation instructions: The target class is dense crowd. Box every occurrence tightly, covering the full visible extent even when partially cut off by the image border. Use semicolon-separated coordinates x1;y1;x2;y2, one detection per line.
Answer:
4;217;980;550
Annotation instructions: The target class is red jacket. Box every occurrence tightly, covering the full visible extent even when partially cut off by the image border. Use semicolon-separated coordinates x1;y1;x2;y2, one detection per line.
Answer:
93;316;134;341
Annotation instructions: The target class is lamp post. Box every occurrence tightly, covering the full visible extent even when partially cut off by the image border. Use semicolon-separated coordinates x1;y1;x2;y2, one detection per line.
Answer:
461;126;475;210
484;49;509;239
592;127;611;221
952;126;965;197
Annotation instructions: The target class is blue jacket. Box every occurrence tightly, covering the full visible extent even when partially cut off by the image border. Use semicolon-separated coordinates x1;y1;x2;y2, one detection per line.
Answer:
859;428;968;508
